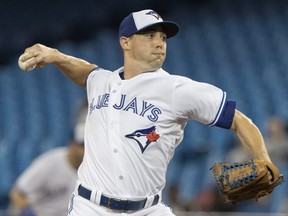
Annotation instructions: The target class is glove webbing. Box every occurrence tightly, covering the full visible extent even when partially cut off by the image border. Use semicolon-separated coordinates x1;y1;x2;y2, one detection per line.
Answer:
218;160;258;191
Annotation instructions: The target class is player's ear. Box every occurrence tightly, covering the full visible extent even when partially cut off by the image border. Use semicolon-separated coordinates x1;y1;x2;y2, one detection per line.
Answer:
119;36;130;50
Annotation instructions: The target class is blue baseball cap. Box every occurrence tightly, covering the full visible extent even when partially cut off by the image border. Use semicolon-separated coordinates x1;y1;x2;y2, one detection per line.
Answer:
119;9;180;38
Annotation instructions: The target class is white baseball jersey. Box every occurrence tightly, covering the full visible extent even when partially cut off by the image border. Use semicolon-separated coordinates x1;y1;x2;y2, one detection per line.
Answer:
15;147;78;216
77;66;234;200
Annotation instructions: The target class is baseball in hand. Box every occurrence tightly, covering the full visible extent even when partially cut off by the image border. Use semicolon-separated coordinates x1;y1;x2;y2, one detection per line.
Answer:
18;53;36;72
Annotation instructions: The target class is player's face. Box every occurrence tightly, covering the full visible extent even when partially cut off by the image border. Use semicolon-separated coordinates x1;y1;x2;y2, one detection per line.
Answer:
128;26;167;71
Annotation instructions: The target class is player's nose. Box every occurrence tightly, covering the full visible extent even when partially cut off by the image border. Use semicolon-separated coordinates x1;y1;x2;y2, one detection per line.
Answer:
154;36;165;49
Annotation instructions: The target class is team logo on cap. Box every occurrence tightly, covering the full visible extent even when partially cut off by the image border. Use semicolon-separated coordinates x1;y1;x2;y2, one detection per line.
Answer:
125;126;160;153
146;11;161;20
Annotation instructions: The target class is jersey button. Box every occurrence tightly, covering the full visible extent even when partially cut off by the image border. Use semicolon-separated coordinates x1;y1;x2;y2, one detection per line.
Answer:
119;175;124;180
113;148;118;153
112;90;117;93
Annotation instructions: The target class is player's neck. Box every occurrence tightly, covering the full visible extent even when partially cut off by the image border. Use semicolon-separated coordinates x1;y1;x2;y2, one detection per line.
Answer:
123;62;159;79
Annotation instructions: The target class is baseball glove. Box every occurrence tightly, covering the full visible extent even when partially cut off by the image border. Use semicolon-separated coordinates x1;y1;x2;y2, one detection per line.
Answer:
210;160;284;203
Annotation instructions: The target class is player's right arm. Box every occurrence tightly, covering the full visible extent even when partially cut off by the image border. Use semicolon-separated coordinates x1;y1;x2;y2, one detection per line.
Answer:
18;43;97;87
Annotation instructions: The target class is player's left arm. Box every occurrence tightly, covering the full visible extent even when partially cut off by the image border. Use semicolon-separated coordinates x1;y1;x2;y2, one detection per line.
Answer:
230;109;271;162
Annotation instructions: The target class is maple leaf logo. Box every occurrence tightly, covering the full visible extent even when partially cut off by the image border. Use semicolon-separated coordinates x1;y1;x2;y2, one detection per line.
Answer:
146;130;160;144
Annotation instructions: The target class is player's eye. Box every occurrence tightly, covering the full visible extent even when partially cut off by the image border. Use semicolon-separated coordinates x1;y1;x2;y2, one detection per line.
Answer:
145;33;154;38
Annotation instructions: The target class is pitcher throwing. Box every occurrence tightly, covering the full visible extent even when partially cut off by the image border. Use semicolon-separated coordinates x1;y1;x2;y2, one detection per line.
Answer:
18;9;281;216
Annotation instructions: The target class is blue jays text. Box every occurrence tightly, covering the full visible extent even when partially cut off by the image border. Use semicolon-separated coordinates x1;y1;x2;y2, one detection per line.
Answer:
89;93;162;122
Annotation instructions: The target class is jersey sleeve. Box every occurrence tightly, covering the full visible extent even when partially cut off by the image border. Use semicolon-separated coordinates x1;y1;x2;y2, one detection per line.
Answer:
86;67;113;94
86;67;101;91
173;76;235;129
213;99;236;129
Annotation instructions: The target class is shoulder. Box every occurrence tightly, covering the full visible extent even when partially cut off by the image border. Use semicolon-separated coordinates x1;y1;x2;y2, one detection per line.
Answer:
87;66;121;84
152;68;180;82
157;69;223;95
160;69;196;82
89;67;113;78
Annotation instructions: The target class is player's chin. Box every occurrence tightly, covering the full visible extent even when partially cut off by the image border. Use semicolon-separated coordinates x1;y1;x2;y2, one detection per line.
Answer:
150;59;164;70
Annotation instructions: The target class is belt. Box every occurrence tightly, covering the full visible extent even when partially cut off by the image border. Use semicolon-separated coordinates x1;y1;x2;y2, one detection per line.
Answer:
78;184;159;212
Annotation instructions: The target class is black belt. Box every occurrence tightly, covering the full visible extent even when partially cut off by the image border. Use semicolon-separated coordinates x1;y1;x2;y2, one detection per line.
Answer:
78;184;159;212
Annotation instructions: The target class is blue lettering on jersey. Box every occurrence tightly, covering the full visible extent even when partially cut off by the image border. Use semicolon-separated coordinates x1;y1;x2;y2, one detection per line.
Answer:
96;93;109;109
113;95;126;109
123;97;138;113
148;107;161;122
140;101;155;117
90;94;162;122
89;98;96;114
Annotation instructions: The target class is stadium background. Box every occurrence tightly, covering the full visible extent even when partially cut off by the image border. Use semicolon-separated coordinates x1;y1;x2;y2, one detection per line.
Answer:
0;0;288;215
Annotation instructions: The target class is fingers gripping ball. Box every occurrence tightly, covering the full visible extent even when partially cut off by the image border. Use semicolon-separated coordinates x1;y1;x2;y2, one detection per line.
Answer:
18;53;36;72
210;160;284;203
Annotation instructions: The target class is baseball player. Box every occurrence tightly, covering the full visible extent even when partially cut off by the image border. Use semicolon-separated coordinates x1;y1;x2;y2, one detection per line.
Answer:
9;104;86;216
18;9;273;216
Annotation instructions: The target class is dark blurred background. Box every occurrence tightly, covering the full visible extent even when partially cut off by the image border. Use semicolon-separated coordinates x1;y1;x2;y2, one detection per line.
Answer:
0;0;209;65
1;0;288;215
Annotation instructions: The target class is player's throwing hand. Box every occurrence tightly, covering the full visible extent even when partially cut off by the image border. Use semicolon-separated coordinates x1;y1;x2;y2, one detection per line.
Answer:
18;43;58;72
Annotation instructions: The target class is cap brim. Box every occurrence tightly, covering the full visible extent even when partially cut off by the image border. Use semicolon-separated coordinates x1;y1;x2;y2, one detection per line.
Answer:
135;21;179;38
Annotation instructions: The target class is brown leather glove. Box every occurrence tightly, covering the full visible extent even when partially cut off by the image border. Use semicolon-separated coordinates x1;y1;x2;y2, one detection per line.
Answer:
210;160;284;203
